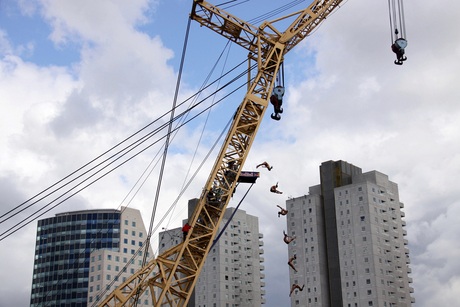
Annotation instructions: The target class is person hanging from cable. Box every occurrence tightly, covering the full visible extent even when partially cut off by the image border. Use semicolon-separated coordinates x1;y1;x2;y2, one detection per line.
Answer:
288;254;298;272
270;182;283;194
283;230;296;244
182;223;192;242
277;205;288;217
256;161;273;171
289;283;305;296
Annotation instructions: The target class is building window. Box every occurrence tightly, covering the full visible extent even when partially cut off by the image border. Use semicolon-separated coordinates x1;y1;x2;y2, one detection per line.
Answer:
124;220;128;225
123;248;127;253
132;221;136;227
124;239;128;244
369;301;373;306
107;275;111;280
107;265;111;270
132;231;136;236
361;216;365;221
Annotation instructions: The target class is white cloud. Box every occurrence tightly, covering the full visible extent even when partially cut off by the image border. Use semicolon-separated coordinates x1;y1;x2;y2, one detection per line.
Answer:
2;0;460;306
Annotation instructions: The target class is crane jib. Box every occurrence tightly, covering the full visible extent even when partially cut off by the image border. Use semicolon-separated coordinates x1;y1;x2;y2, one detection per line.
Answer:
98;1;349;306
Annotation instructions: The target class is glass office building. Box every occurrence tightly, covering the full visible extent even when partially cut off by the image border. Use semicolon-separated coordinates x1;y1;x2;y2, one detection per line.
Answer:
30;209;121;307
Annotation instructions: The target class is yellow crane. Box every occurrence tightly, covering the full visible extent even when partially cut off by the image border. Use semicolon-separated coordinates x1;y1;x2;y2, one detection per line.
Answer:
99;0;345;306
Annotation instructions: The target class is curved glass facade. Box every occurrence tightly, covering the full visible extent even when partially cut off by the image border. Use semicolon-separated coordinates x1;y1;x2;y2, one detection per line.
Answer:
30;210;120;307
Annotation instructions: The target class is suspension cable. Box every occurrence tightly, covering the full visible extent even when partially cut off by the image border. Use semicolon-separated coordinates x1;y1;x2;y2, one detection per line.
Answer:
0;58;256;240
136;17;193;307
0;57;249;226
211;182;254;249
0;73;254;242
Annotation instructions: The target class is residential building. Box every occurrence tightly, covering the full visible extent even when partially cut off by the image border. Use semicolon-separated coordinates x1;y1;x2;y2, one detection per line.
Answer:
286;160;414;307
159;199;266;307
30;206;153;307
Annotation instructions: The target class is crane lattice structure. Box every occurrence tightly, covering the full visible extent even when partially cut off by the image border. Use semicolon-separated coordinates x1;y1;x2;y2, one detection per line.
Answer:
99;1;344;306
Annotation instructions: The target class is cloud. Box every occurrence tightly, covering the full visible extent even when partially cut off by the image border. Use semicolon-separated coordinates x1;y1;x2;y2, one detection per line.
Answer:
2;0;460;306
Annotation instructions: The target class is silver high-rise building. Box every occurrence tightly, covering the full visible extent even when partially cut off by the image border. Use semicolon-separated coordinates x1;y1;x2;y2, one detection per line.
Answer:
286;160;414;307
159;199;266;307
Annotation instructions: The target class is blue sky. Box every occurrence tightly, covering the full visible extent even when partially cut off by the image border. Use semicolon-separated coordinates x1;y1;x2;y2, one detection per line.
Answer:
2;0;460;306
1;1;80;66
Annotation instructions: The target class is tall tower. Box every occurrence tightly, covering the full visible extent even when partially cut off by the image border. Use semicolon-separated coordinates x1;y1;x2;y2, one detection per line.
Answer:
286;160;414;307
159;200;266;307
30;207;153;307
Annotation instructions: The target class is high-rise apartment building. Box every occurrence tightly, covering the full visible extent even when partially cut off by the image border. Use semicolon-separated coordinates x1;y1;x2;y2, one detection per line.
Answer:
159;200;266;307
286;160;414;307
30;207;153;307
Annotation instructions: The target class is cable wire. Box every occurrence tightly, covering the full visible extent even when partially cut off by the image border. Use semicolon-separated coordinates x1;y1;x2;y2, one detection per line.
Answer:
0;58;256;242
0;58;249;226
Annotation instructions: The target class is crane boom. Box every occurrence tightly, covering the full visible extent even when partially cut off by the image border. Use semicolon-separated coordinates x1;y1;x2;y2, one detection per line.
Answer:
98;1;344;306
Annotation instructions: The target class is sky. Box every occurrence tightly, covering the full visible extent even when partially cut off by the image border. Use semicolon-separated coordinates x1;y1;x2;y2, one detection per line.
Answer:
1;0;460;306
